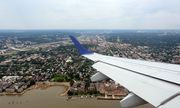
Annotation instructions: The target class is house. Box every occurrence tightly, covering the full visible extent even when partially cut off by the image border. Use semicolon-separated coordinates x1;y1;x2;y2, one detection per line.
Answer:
70;87;74;92
79;87;85;92
22;84;27;89
73;82;78;88
88;83;95;91
0;88;2;92
17;87;23;93
6;88;15;93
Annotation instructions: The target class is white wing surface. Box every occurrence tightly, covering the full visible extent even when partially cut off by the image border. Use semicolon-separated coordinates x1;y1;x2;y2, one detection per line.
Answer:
70;36;180;108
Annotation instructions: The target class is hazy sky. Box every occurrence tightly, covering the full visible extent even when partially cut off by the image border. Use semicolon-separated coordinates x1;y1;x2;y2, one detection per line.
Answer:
0;0;180;29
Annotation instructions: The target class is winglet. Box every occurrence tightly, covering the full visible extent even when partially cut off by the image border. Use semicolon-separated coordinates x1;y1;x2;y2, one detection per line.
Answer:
69;36;93;55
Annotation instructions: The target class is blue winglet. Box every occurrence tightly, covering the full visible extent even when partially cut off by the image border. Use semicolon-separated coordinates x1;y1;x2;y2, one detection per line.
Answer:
69;36;94;55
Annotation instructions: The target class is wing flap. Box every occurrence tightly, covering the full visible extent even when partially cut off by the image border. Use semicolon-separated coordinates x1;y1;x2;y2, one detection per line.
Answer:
92;62;180;107
159;96;180;108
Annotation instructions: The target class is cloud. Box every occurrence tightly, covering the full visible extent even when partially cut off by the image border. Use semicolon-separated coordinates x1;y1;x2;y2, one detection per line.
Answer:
0;0;180;29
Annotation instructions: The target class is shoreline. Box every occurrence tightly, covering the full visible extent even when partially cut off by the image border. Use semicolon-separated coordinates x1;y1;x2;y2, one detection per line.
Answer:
1;82;70;96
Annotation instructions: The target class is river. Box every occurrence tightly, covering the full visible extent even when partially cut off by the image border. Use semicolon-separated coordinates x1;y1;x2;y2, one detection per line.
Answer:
0;86;155;108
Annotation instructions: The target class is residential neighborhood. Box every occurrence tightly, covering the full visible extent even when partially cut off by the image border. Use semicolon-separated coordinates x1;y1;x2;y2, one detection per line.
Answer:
0;30;180;96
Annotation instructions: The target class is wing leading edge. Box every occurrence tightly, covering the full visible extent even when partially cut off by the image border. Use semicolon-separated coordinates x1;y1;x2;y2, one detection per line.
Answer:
70;36;180;108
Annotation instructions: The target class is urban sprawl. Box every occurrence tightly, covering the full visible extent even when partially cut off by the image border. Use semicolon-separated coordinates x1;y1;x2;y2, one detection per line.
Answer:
0;30;180;98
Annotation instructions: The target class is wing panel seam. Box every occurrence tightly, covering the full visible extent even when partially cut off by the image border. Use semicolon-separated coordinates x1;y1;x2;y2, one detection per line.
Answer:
97;60;180;86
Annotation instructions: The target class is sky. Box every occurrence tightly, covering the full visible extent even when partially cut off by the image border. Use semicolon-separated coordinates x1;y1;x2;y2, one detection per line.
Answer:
0;0;180;29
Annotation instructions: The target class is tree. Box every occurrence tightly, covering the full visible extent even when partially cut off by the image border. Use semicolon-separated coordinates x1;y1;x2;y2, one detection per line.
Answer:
51;74;55;78
24;79;28;83
67;90;73;96
93;89;98;94
27;84;31;88
86;74;90;79
65;76;68;81
30;80;35;85
85;81;90;89
57;79;63;82
70;80;74;86
88;91;93;95
75;74;80;79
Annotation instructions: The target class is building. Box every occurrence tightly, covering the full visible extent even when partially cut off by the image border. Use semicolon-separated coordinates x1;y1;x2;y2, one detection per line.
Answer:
17;87;23;93
0;88;2;92
88;83;95;91
6;88;15;93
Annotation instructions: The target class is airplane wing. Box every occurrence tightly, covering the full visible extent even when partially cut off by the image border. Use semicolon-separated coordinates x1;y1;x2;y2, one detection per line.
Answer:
69;36;180;108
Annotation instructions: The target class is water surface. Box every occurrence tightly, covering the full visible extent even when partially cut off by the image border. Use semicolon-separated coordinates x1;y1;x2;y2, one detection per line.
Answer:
0;86;155;108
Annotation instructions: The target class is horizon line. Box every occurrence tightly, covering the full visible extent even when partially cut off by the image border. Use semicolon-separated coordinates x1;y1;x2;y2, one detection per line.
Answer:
0;29;180;30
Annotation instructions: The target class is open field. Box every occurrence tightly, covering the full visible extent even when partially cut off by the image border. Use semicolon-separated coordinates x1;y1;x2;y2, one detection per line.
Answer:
53;75;68;82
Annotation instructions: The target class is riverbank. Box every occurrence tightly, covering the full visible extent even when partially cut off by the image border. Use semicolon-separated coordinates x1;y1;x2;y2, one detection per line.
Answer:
1;82;70;96
44;82;70;96
97;96;123;100
0;86;137;108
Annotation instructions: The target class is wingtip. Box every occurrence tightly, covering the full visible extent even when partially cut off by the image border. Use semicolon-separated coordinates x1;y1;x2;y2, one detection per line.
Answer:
69;36;93;55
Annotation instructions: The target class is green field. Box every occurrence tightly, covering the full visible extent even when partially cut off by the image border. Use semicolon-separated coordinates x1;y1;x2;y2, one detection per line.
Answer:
53;75;67;82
